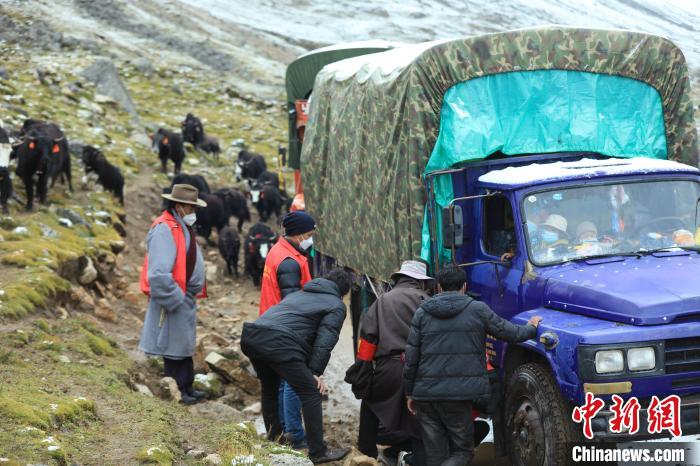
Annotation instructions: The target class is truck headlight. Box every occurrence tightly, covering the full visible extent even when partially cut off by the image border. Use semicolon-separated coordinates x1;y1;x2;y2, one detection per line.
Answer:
595;350;624;374
627;347;655;371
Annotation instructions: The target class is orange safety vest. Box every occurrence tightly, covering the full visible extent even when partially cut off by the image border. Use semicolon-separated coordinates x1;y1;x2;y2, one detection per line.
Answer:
259;237;311;314
140;210;206;298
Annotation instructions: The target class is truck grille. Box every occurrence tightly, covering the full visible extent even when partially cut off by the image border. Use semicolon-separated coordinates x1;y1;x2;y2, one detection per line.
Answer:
665;337;700;374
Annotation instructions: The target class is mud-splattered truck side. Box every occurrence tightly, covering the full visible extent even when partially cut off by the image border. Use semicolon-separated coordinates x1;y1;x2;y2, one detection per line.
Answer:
299;27;699;464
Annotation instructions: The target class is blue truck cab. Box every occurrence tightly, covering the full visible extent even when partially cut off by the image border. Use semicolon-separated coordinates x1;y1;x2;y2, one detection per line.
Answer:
429;152;700;459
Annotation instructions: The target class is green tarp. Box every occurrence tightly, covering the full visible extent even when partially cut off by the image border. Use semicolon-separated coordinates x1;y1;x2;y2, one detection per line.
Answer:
302;27;698;282
421;69;669;266
285;42;398;169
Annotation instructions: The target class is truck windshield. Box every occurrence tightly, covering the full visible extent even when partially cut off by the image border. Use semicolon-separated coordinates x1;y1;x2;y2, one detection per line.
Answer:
522;179;700;265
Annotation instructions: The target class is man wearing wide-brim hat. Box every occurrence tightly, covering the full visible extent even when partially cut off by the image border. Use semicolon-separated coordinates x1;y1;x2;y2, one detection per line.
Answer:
138;184;207;405
356;260;434;465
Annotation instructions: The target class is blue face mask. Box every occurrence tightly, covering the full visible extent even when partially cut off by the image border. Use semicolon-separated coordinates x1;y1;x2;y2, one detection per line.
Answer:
542;230;559;243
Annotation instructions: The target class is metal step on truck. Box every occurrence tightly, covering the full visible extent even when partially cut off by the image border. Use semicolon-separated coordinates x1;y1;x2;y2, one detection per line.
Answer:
297;27;699;465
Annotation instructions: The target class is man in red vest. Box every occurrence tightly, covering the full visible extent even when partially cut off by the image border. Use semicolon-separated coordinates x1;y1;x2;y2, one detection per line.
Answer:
259;211;315;314
258;211;316;449
139;184;207;405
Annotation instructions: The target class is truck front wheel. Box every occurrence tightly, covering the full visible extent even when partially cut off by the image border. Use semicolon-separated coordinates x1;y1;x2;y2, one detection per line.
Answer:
504;362;579;466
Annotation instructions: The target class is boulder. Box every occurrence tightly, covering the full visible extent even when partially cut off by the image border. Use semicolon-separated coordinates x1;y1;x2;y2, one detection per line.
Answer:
242;402;261;415
204;453;223;465
344;453;379;466
269;454;313;466
56;208;90;228
94;298;117;323
109;240;126;254
200;332;231;348
186;449;206;459
135;383;153;397
122;291;142;307
58;217;74;228
133;57;154;75
78;257;98;285
193;337;208;372
70;286;95;309
159;377;181;402
80;59;138;117
205;352;259;395
95;251;118;282
39;224;58;238
188;401;242;423
205;262;218;282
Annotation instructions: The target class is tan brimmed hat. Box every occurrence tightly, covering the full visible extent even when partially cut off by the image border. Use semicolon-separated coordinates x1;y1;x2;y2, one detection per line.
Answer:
161;184;207;207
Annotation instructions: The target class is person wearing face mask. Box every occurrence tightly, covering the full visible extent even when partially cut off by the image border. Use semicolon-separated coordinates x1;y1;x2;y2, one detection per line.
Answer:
138;184;207;405
353;260;433;465
258;210;316;450
534;214;570;261
404;265;542;466
259;210;316;314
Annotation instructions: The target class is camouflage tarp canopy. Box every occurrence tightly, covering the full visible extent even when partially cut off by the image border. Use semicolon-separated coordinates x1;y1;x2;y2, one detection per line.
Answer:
285;41;400;169
301;27;699;281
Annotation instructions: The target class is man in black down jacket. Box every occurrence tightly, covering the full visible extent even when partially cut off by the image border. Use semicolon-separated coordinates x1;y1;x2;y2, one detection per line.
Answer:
241;268;352;464
404;265;542;466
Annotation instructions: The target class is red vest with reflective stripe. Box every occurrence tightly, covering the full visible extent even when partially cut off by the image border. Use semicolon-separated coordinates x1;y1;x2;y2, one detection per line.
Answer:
259;238;311;315
140;210;206;298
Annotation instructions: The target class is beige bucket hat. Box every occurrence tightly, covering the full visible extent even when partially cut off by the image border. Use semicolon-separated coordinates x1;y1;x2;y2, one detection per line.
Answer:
390;260;433;281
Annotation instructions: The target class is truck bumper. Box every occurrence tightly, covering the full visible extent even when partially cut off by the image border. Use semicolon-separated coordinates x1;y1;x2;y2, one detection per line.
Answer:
591;394;700;440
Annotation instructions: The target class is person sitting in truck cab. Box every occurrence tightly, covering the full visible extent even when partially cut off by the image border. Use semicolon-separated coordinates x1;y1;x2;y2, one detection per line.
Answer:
573;221;605;257
534;214;569;261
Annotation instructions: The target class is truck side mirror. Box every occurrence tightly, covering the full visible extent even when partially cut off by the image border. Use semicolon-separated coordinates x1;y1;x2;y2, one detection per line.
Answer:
442;205;463;249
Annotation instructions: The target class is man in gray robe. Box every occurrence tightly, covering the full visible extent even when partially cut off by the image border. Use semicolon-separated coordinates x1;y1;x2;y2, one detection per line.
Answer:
138;184;207;405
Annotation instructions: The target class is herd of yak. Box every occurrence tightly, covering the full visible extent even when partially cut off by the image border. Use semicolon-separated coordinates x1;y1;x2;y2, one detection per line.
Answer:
0;113;288;286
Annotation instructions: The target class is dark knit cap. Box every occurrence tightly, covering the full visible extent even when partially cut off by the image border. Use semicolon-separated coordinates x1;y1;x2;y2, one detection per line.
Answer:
283;211;316;236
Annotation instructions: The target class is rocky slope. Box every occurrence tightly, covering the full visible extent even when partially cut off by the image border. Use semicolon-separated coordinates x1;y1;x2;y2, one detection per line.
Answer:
0;3;299;465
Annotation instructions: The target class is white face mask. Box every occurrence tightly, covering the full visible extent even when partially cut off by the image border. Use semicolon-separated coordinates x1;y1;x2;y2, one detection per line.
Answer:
177;207;197;226
182;213;197;226
0;143;11;167
300;236;313;251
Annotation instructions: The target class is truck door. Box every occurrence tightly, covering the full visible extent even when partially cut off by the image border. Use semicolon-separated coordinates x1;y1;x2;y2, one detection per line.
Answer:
467;193;522;322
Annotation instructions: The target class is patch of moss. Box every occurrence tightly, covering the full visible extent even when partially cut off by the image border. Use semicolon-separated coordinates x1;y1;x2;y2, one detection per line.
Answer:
0;270;71;318
32;318;51;333
54;398;97;426
0;349;17;364
0;395;52;430
218;423;272;464
135;446;174;465
85;333;114;356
